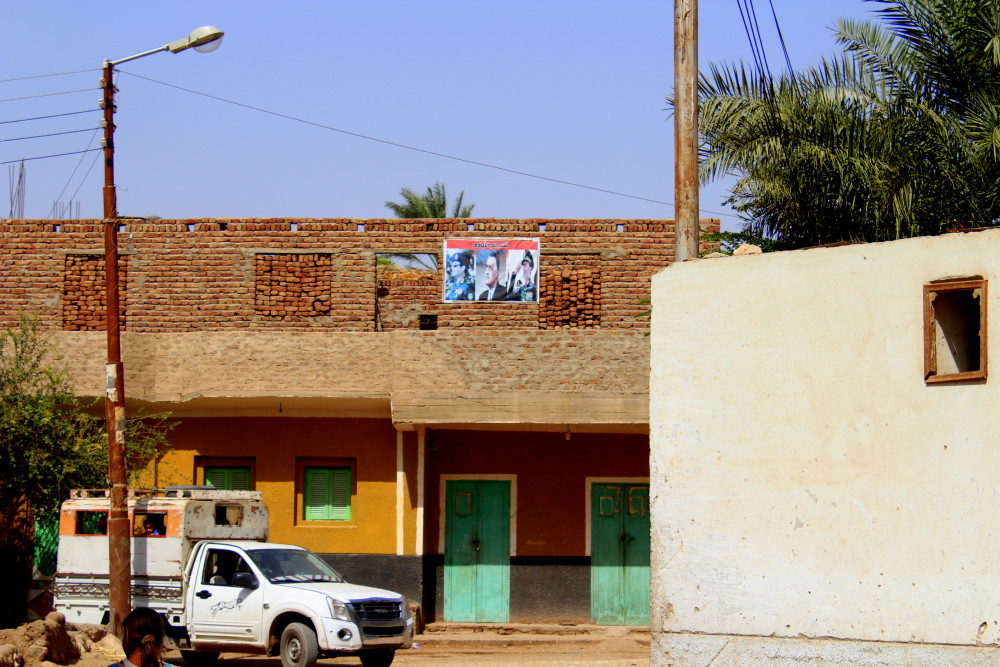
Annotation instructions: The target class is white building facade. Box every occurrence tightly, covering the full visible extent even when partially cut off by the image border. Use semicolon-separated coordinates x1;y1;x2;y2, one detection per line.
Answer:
649;231;1000;665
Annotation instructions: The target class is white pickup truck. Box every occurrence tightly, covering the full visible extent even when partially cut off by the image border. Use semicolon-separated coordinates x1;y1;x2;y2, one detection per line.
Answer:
53;487;414;667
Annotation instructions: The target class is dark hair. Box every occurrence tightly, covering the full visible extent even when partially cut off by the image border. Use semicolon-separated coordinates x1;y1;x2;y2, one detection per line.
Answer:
449;252;471;269
121;607;165;667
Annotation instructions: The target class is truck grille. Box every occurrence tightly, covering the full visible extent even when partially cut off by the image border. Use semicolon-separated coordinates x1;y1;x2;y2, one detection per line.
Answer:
353;600;402;621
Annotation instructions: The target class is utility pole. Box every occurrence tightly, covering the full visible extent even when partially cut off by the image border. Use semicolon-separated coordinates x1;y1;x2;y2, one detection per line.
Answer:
101;59;130;638
98;27;224;636
674;0;700;261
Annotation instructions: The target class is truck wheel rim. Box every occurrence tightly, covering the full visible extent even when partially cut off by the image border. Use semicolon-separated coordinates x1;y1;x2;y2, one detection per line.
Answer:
288;637;301;662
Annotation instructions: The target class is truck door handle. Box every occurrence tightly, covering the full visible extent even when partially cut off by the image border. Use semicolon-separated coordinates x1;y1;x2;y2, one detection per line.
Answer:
196;590;212;599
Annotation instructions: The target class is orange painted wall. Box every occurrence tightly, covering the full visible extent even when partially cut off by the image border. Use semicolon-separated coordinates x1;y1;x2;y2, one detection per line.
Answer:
157;417;402;554
427;430;648;557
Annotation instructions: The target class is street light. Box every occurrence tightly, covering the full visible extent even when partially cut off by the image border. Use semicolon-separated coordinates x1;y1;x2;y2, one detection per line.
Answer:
102;25;223;638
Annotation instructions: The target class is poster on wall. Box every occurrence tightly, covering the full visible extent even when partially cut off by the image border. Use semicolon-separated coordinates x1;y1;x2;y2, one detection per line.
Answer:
442;238;541;303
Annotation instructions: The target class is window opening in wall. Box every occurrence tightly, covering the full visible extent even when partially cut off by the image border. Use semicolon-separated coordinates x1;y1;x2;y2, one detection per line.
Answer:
205;466;252;490
303;466;353;521
214;503;244;526
255;253;333;319
133;512;166;537
540;266;601;328
74;510;107;535
63;254;127;331
376;253;438;275
419;314;438;330
924;278;987;383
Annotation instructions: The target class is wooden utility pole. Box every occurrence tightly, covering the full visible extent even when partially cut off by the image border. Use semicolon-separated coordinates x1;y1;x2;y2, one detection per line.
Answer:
674;0;700;261
102;59;130;638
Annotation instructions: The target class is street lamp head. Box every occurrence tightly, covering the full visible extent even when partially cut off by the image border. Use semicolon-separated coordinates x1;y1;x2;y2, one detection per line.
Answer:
167;26;224;54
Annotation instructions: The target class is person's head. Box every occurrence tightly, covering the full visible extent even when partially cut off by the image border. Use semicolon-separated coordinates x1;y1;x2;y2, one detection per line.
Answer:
121;607;165;667
520;251;534;281
449;252;470;279
143;521;155;535
484;252;501;288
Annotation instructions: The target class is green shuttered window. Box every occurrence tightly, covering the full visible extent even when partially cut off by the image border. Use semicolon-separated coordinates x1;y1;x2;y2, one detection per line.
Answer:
304;467;352;521
205;466;252;491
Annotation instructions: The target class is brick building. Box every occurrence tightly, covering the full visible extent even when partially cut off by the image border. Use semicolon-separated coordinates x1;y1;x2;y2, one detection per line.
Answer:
1;216;716;625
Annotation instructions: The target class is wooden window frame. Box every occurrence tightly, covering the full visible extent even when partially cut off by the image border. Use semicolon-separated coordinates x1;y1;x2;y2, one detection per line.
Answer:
923;278;987;384
296;458;356;524
195;457;256;490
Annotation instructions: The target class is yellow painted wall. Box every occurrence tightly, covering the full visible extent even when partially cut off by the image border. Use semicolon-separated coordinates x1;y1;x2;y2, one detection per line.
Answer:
154;417;403;554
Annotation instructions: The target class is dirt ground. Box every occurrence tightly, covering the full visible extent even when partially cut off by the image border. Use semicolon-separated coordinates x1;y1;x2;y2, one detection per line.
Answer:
0;614;648;667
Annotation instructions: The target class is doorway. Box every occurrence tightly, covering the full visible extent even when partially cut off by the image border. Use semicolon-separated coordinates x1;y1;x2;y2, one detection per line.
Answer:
443;479;511;622
590;482;650;625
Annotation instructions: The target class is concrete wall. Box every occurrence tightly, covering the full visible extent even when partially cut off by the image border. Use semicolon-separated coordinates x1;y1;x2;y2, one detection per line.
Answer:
649;231;1000;665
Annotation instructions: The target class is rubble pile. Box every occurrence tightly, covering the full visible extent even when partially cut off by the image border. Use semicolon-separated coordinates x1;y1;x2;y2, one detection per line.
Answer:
0;613;121;667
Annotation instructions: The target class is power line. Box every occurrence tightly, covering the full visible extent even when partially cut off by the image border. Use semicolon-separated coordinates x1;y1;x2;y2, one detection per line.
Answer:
47;129;101;219
2;127;100;143
767;0;795;80
1;148;101;165
0;88;96;103
119;70;740;219
0;109;100;125
0;69;99;84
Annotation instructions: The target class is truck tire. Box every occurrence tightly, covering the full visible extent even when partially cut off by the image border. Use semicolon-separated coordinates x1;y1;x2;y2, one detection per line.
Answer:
359;649;395;667
180;650;219;667
280;622;319;667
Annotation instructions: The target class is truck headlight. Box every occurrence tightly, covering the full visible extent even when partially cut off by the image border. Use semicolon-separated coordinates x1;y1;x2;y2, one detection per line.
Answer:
327;597;351;621
401;597;412;620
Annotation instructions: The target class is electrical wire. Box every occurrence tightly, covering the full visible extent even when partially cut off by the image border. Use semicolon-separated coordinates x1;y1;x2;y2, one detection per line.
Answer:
767;0;795;80
2;127;100;143
736;0;768;81
64;151;102;213
46;128;101;219
118;70;739;219
0;109;100;125
0;69;99;83
0;88;96;103
1;148;101;165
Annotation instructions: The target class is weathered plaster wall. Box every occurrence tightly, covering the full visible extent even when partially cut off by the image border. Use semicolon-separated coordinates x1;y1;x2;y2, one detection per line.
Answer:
649;230;1000;665
53;329;651;425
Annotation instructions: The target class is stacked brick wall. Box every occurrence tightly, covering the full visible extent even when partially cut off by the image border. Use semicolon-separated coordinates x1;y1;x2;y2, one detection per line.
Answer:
0;217;719;333
62;254;128;330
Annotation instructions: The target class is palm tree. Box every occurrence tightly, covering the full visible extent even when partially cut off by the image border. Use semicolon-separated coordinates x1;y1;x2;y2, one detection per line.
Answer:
691;0;1000;249
384;182;475;218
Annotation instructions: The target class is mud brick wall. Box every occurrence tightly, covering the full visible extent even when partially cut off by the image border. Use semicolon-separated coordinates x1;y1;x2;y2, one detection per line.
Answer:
62;254;128;331
0;217;719;332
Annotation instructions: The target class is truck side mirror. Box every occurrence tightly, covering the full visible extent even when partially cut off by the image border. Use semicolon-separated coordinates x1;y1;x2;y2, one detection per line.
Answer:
231;572;258;589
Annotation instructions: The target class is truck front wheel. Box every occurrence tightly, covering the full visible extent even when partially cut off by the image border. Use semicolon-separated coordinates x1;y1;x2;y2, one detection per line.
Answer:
280;622;319;667
359;649;395;667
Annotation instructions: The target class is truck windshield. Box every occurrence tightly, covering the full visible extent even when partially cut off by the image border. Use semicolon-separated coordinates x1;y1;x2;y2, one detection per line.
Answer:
245;548;345;583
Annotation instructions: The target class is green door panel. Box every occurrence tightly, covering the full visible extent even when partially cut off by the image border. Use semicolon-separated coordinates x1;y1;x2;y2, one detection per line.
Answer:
591;483;650;625
444;480;510;622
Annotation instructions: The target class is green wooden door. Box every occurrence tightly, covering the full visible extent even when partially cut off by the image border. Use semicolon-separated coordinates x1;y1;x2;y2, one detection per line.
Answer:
591;483;650;625
444;480;510;622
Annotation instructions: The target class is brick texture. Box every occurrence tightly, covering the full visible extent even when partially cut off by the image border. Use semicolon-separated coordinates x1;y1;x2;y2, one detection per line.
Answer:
0;217;719;332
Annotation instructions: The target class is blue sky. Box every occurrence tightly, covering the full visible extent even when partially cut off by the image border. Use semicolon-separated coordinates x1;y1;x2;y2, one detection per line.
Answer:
2;0;871;229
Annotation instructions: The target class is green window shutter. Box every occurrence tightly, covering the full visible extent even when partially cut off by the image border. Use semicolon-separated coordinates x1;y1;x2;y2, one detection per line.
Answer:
329;468;352;520
304;467;351;521
205;467;252;490
229;468;251;491
205;468;230;489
